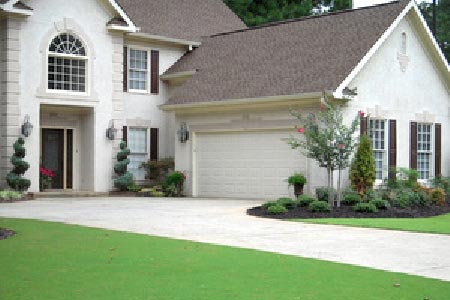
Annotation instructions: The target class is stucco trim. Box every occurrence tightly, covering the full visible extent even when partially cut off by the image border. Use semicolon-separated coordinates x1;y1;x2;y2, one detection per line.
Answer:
106;0;137;32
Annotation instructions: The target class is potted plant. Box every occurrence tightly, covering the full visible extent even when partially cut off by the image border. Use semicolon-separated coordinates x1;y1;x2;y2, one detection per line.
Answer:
39;167;54;191
288;173;307;198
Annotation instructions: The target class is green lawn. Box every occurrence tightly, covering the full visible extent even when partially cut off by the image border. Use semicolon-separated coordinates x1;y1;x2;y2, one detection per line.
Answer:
1;218;449;300
291;213;450;234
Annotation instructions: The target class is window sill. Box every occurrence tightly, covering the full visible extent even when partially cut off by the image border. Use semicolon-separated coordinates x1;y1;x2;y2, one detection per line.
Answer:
36;91;98;102
126;90;150;95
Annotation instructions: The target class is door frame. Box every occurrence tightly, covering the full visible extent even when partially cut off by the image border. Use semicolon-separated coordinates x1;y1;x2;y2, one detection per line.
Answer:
40;126;76;190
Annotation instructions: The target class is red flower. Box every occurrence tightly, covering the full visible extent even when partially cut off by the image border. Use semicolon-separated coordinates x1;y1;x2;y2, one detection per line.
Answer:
338;143;345;150
320;103;325;111
297;127;305;134
359;111;365;117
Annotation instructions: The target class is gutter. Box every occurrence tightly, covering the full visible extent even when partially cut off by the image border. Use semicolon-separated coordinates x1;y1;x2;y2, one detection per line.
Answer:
160;91;333;112
127;32;201;48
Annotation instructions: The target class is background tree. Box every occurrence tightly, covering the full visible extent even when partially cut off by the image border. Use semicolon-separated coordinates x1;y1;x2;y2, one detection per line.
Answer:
287;101;359;205
6;137;31;192
349;134;376;198
418;0;449;61
114;141;134;191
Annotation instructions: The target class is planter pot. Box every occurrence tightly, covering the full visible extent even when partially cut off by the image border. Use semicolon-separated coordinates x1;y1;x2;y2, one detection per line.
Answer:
293;183;304;198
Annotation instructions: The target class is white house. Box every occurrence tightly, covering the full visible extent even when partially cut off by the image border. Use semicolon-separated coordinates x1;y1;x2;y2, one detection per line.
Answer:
0;0;448;199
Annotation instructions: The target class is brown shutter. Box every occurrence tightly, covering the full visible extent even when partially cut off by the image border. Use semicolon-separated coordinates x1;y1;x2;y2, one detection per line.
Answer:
360;116;368;136
435;123;441;177
388;120;397;180
122;126;128;143
410;122;417;169
123;46;128;92
150;128;159;161
150;50;159;94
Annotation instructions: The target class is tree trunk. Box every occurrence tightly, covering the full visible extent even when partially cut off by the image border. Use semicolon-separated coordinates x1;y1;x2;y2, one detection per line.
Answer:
337;169;342;207
328;169;334;206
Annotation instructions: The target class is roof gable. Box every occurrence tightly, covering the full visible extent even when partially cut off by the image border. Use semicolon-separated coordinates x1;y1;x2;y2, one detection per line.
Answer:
164;0;410;106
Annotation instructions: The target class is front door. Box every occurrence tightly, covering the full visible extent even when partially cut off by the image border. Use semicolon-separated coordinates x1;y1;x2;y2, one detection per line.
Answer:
41;128;73;190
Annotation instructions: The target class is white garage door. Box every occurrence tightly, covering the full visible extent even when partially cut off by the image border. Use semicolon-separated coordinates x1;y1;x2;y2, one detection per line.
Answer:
195;130;307;199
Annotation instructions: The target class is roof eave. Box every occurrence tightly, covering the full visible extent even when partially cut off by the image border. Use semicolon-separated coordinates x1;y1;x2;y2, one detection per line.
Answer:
0;0;33;16
160;91;333;112
127;32;201;47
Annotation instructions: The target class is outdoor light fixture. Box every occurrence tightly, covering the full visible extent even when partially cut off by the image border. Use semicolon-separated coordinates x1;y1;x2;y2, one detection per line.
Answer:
21;115;33;137
106;120;117;140
343;86;358;97
177;122;189;143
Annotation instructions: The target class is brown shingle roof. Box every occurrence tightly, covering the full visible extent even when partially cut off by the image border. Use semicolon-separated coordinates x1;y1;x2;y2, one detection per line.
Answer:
115;0;247;42
165;1;410;106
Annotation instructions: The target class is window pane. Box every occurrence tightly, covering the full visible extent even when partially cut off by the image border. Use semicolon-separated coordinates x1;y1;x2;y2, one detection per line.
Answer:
128;128;148;181
417;123;432;180
128;49;148;91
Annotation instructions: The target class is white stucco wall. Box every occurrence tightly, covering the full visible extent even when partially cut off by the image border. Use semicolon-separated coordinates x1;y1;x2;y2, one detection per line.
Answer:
13;0;187;192
345;13;449;178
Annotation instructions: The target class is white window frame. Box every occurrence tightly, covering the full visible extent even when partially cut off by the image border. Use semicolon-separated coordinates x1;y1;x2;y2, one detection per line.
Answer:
127;47;151;94
369;118;388;183
417;123;433;182
128;127;150;181
46;33;89;96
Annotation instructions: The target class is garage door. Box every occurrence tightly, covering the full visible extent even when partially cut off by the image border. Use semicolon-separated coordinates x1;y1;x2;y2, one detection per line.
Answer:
195;130;307;199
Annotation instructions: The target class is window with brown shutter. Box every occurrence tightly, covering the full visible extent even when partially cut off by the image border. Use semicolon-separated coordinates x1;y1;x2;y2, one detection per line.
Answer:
435;123;442;177
123;46;128;92
388;120;397;180
151;50;159;94
122;126;128;143
410;122;417;169
150;128;159;161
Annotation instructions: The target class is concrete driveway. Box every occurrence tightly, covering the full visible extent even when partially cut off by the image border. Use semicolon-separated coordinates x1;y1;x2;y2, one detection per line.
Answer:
1;197;450;281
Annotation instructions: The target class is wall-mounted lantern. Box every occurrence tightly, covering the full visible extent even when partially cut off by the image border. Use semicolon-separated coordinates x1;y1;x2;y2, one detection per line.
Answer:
106;120;117;140
177;122;189;143
21;115;33;137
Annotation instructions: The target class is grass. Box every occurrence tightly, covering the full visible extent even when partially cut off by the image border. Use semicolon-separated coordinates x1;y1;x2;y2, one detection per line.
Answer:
291;213;450;234
1;218;449;300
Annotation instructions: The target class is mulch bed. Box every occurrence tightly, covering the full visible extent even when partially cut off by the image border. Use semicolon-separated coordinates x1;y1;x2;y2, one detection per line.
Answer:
0;228;15;240
248;199;450;219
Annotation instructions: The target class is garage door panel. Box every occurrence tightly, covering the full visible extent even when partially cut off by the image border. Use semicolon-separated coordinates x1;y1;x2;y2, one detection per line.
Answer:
196;130;307;199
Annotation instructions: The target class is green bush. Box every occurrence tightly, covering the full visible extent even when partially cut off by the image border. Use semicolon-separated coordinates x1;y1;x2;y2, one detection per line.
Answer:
391;189;427;208
315;187;336;202
308;200;331;213
164;171;186;197
0;190;23;199
267;204;288;215
388;168;419;189
432;176;450;194
342;193;361;206
277;197;296;209
114;141;134;191
296;195;316;207
349;134;376;197
288;173;307;185
353;202;378;213
369;198;390;210
6;138;30;192
262;201;277;209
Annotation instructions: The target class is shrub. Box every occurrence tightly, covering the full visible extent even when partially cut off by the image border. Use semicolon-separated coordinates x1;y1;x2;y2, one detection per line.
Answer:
432;176;450;194
267;204;288;215
370;198;390;210
296;195;316;207
288;173;307;185
164;171;186;197
429;188;446;206
0;190;23;199
391;189;420;208
277;197;296;209
342;193;361;206
262;201;277;209
6;138;30;192
127;182;142;192
141;158;174;185
349;134;376;197
315;187;336;202
114;141;134;191
354;202;378;213
308;200;331;213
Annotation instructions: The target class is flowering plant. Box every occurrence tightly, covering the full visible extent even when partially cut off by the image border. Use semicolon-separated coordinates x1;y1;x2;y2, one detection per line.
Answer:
39;167;54;191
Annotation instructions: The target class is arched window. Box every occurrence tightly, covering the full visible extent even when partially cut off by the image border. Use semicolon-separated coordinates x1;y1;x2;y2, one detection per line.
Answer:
401;32;407;55
48;33;87;92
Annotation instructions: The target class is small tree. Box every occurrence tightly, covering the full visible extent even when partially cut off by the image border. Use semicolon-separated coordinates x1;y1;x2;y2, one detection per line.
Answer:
287;100;359;206
114;141;134;191
349;134;376;198
6;137;31;192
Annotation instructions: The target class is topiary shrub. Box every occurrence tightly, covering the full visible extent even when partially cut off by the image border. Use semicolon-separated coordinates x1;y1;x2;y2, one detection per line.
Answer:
267;204;288;215
6;138;30;192
308;200;331;213
113;141;134;191
315;187;336;202
354;202;378;213
349;134;376;197
277;197;296;209
296;195;316;207
369;198;390;210
342;193;361;206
